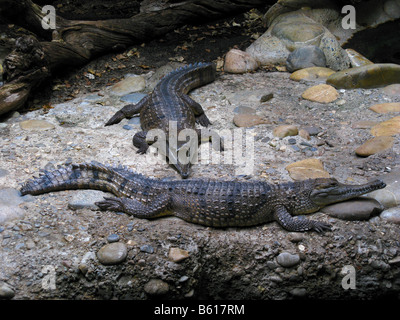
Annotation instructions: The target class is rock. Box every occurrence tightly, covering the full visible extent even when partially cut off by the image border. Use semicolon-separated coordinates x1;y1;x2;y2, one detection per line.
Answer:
260;93;274;102
107;234;120;243
246;8;350;71
233;106;256;114
168;248;189;262
286;45;326;72
368;170;400;208
110;75;146;96
298;129;311;140
351;120;379;129
289;67;335;82
68;190;108;211
19;120;55;131
345;48;373;67
0;168;9;178
321;198;383;221
276;252;300;268
140;244;155;254
224;49;259;73
370;116;400;137
369;102;400;114
120;92;148;104
301;84;339;103
380;208;400;224
326;63;400;89
245;33;290;66
302;126;322;136
382;84;400;96
355;136;395;157
286;158;330;180
168;247;189;263
288;232;305;243
97;242;128;265
145;62;183;90
0;282;15;299
290;287;307;298
233;114;269;127
144;279;169;296
272;125;298;138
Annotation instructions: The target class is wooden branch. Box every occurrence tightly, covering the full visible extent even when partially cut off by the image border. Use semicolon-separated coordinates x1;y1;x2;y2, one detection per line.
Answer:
0;0;271;116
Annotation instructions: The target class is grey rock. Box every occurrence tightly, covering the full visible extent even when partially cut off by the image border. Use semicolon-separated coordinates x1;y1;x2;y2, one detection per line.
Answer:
0;168;9;178
97;242;128;265
107;234;120;243
380;207;400;224
321;198;383;221
233;105;257;114
68;190;108;211
0;282;15;299
290;287;307;297
120;93;148;104
127;117;141;125
276;252;300;268
144;279;169;296
286;45;326;72
140;244;155;254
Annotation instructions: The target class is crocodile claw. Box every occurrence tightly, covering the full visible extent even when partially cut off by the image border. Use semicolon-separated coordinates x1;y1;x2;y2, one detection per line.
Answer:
312;221;332;233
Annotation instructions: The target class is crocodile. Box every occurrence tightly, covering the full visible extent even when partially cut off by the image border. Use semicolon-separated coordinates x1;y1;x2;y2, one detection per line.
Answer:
105;62;220;179
20;162;386;232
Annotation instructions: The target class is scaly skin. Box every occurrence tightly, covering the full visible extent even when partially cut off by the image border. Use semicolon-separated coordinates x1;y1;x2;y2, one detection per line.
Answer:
20;162;386;232
105;62;220;179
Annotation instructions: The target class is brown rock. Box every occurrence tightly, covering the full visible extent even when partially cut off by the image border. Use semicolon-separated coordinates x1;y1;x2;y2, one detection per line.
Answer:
298;129;310;140
224;49;259;74
369;102;400;114
273;125;298;138
233;114;269;127
382;84;400;96
285;158;330;180
290;67;335;82
351;120;379;129
168;247;189;263
19;120;55;131
301;84;339;103
371;116;400;136
355;136;395;157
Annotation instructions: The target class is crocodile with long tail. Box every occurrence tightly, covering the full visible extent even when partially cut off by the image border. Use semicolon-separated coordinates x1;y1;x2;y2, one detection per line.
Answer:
20;162;386;232
105;62;221;179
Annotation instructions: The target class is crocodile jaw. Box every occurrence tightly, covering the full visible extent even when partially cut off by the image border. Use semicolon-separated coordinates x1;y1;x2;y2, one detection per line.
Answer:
310;178;386;207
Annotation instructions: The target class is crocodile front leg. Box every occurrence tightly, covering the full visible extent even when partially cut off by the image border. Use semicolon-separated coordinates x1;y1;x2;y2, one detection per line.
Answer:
105;95;149;126
273;205;331;233
95;194;171;218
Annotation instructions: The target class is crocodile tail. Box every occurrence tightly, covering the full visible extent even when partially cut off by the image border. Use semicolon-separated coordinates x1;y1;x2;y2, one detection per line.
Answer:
20;162;141;198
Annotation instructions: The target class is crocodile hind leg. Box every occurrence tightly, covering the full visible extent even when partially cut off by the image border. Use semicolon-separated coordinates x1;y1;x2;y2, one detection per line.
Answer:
95;194;171;219
273;205;331;233
133;131;150;154
105;95;149;126
181;94;211;127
